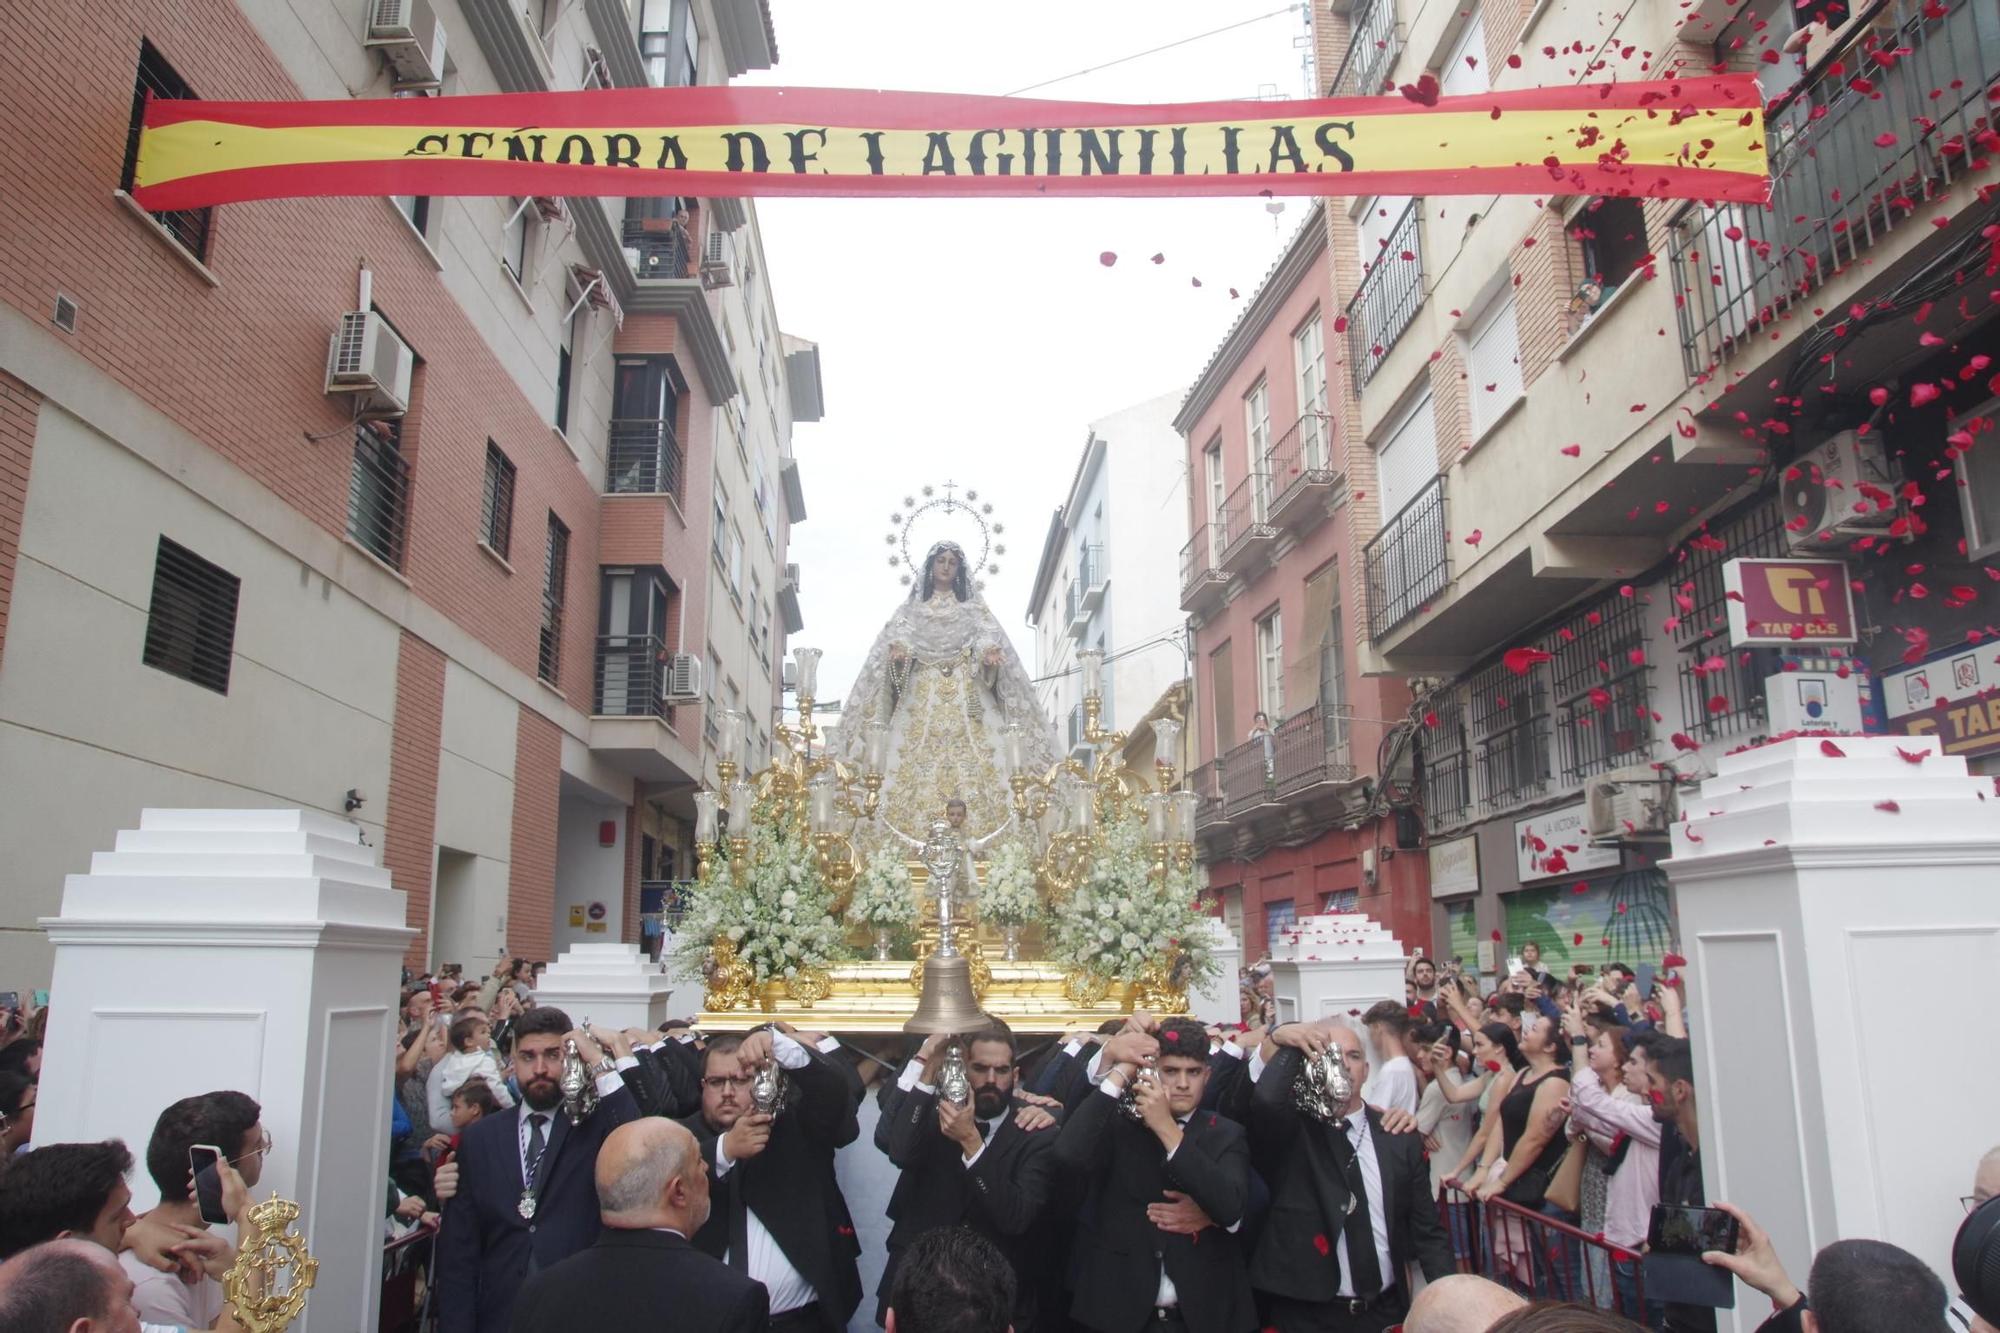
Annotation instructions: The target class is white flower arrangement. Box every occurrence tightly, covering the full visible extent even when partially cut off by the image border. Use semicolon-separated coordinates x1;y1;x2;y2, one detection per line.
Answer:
672;806;848;986
979;839;1043;927
846;846;919;930
1046;809;1219;990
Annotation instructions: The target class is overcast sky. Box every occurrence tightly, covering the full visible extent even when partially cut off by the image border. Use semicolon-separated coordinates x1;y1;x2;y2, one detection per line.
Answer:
743;1;1312;723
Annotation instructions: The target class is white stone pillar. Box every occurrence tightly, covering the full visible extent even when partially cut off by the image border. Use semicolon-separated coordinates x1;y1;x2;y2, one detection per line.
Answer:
1663;736;2000;1328
1189;917;1243;1026
1267;912;1408;1027
36;810;414;1333
532;941;675;1031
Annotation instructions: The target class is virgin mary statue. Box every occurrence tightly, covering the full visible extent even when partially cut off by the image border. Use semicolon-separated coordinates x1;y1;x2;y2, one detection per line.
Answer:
837;541;1059;844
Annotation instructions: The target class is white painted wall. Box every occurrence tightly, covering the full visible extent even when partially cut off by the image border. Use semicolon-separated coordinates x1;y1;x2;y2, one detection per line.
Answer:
553;786;627;952
1099;393;1189;726
0;408;398;986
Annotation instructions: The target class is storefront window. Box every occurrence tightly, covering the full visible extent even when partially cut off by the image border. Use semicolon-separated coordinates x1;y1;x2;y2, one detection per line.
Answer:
1501;870;1675;973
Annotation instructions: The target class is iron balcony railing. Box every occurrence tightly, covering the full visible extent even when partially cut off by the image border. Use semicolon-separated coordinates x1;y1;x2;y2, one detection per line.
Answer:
1190;760;1225;830
1265;410;1339;512
347;423;412;572
1221;732;1277;818
1667;0;1999;381
1064;579;1084;627
606;417;684;498
1272;703;1358;796
1217;472;1274;565
1327;0;1402;97
623;216;693;280
1347;200;1424;392
595;633;670;718
1180;525;1224;599
1078;543;1105;594
1365;473;1448;640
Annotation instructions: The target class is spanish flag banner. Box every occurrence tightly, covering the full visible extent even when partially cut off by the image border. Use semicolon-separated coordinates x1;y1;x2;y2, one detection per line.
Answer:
131;79;1768;211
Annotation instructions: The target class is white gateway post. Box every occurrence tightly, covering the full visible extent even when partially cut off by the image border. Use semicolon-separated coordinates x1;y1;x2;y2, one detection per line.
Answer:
1663;735;2000;1329
36;809;414;1333
1267;912;1407;1027
533;941;676;1030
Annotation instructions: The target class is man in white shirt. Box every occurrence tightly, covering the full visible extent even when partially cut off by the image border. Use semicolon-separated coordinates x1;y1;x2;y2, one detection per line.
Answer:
1359;1002;1421;1116
680;1027;864;1333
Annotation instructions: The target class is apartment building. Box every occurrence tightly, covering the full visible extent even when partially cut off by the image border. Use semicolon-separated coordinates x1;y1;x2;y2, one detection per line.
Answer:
1027;393;1192;772
1175;206;1429;958
1308;0;1998;967
0;0;819;985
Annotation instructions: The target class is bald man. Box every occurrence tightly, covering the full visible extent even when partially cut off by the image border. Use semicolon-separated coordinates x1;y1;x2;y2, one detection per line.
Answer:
1403;1275;1527;1332
0;1237;143;1333
507;1119;767;1333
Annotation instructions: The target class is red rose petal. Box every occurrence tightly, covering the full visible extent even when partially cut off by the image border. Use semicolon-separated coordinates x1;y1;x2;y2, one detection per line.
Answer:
1504;647;1553;675
1313;1233;1331;1256
1897;747;1929;764
1662;952;1687;968
1875;800;1902;813
1819;740;1847;757
1098;251;1118;266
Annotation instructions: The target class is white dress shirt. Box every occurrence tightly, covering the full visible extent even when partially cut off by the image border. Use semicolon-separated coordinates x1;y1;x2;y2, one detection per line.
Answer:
715;1032;818;1315
1334;1113;1397;1299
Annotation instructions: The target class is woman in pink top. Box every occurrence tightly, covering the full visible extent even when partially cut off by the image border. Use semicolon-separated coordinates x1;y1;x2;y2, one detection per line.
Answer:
1562;1020;1661;1319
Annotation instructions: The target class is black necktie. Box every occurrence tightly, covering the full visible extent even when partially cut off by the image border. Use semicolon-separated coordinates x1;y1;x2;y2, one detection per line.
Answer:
525;1113;549;1184
977;1118;993;1142
1331;1119;1384;1298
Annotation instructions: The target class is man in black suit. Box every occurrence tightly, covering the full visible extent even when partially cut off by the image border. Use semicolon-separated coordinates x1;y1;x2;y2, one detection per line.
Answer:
884;1226;1017;1333
1054;1015;1258;1333
619;1022;705;1119
680;1027;863;1333
1245;1021;1454;1333
435;1007;640;1333
875;1020;1061;1331
508;1117;766;1333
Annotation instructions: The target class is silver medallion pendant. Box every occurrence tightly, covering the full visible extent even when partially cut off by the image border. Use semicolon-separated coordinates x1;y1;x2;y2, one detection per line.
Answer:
518;1191;538;1221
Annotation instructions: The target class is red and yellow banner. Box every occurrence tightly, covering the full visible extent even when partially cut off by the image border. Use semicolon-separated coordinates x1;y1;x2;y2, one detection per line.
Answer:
131;80;1768;211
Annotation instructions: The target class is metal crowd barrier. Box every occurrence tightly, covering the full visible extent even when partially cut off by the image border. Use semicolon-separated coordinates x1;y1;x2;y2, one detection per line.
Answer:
1436;1185;1649;1320
381;1222;438;1333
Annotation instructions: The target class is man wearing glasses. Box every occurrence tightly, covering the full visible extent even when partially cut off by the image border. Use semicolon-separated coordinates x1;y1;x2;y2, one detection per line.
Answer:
680;1027;864;1333
117;1090;268;1330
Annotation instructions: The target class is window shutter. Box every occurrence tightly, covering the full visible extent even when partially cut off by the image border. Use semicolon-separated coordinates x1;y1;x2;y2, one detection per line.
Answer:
1285;563;1339;722
1465;294;1523;437
1374;393;1438;522
1439;15;1489;98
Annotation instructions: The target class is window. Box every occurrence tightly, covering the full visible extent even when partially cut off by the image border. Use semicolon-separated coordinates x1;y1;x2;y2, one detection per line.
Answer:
640;0;700;88
389;90;434;237
1323;888;1359;914
1245;380;1271;517
1374;391;1437;522
538;0;563;44
728;523;744;601
1419;684;1474;829
1959;397;2000;560
1265;900;1297;953
502;199;530;285
1463;292;1524;438
711;488;728;566
1570;196;1649;293
1438;13;1488;98
539;514;569;685
141;537;239;694
1551;588;1653;784
348;419;412;570
1293;313;1328;468
1204;439;1225;534
554;305;578;436
481;442;517;559
1255;609;1284;721
1357;195;1413;270
1320;591;1348;755
120;41;213;260
1469;657;1550;812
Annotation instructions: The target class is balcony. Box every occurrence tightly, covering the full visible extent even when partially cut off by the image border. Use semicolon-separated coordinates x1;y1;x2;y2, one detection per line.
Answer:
588;634;699;781
347;422;411;572
1065;579;1089;638
1077;544;1108;612
1667;0;1998;382
622;216;693;280
1217;473;1276;574
1346;201;1424;393
1272;704;1357;797
1179;524;1229;614
606;418;683;498
1190;760;1225;831
1327;0;1401;96
1220;735;1279;819
1265;412;1340;531
1365;473;1448;640
1067;703;1092;758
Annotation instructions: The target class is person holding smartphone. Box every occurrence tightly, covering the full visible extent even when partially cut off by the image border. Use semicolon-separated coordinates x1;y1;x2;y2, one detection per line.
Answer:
117;1090;268;1330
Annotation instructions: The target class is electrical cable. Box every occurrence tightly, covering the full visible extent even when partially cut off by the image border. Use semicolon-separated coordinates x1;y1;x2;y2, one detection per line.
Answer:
1001;5;1302;97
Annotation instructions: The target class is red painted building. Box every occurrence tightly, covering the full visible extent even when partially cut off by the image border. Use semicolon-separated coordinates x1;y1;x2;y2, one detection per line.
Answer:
1175;205;1429;959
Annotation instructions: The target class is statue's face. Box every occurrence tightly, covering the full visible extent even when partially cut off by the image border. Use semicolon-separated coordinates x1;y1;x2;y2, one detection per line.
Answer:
932;548;959;588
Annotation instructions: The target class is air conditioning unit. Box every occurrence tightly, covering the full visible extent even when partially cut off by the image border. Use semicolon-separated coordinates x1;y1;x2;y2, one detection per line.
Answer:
662;653;702;702
367;0;448;89
324;311;414;418
1584;763;1674;840
700;231;735;290
1780;430;1900;550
